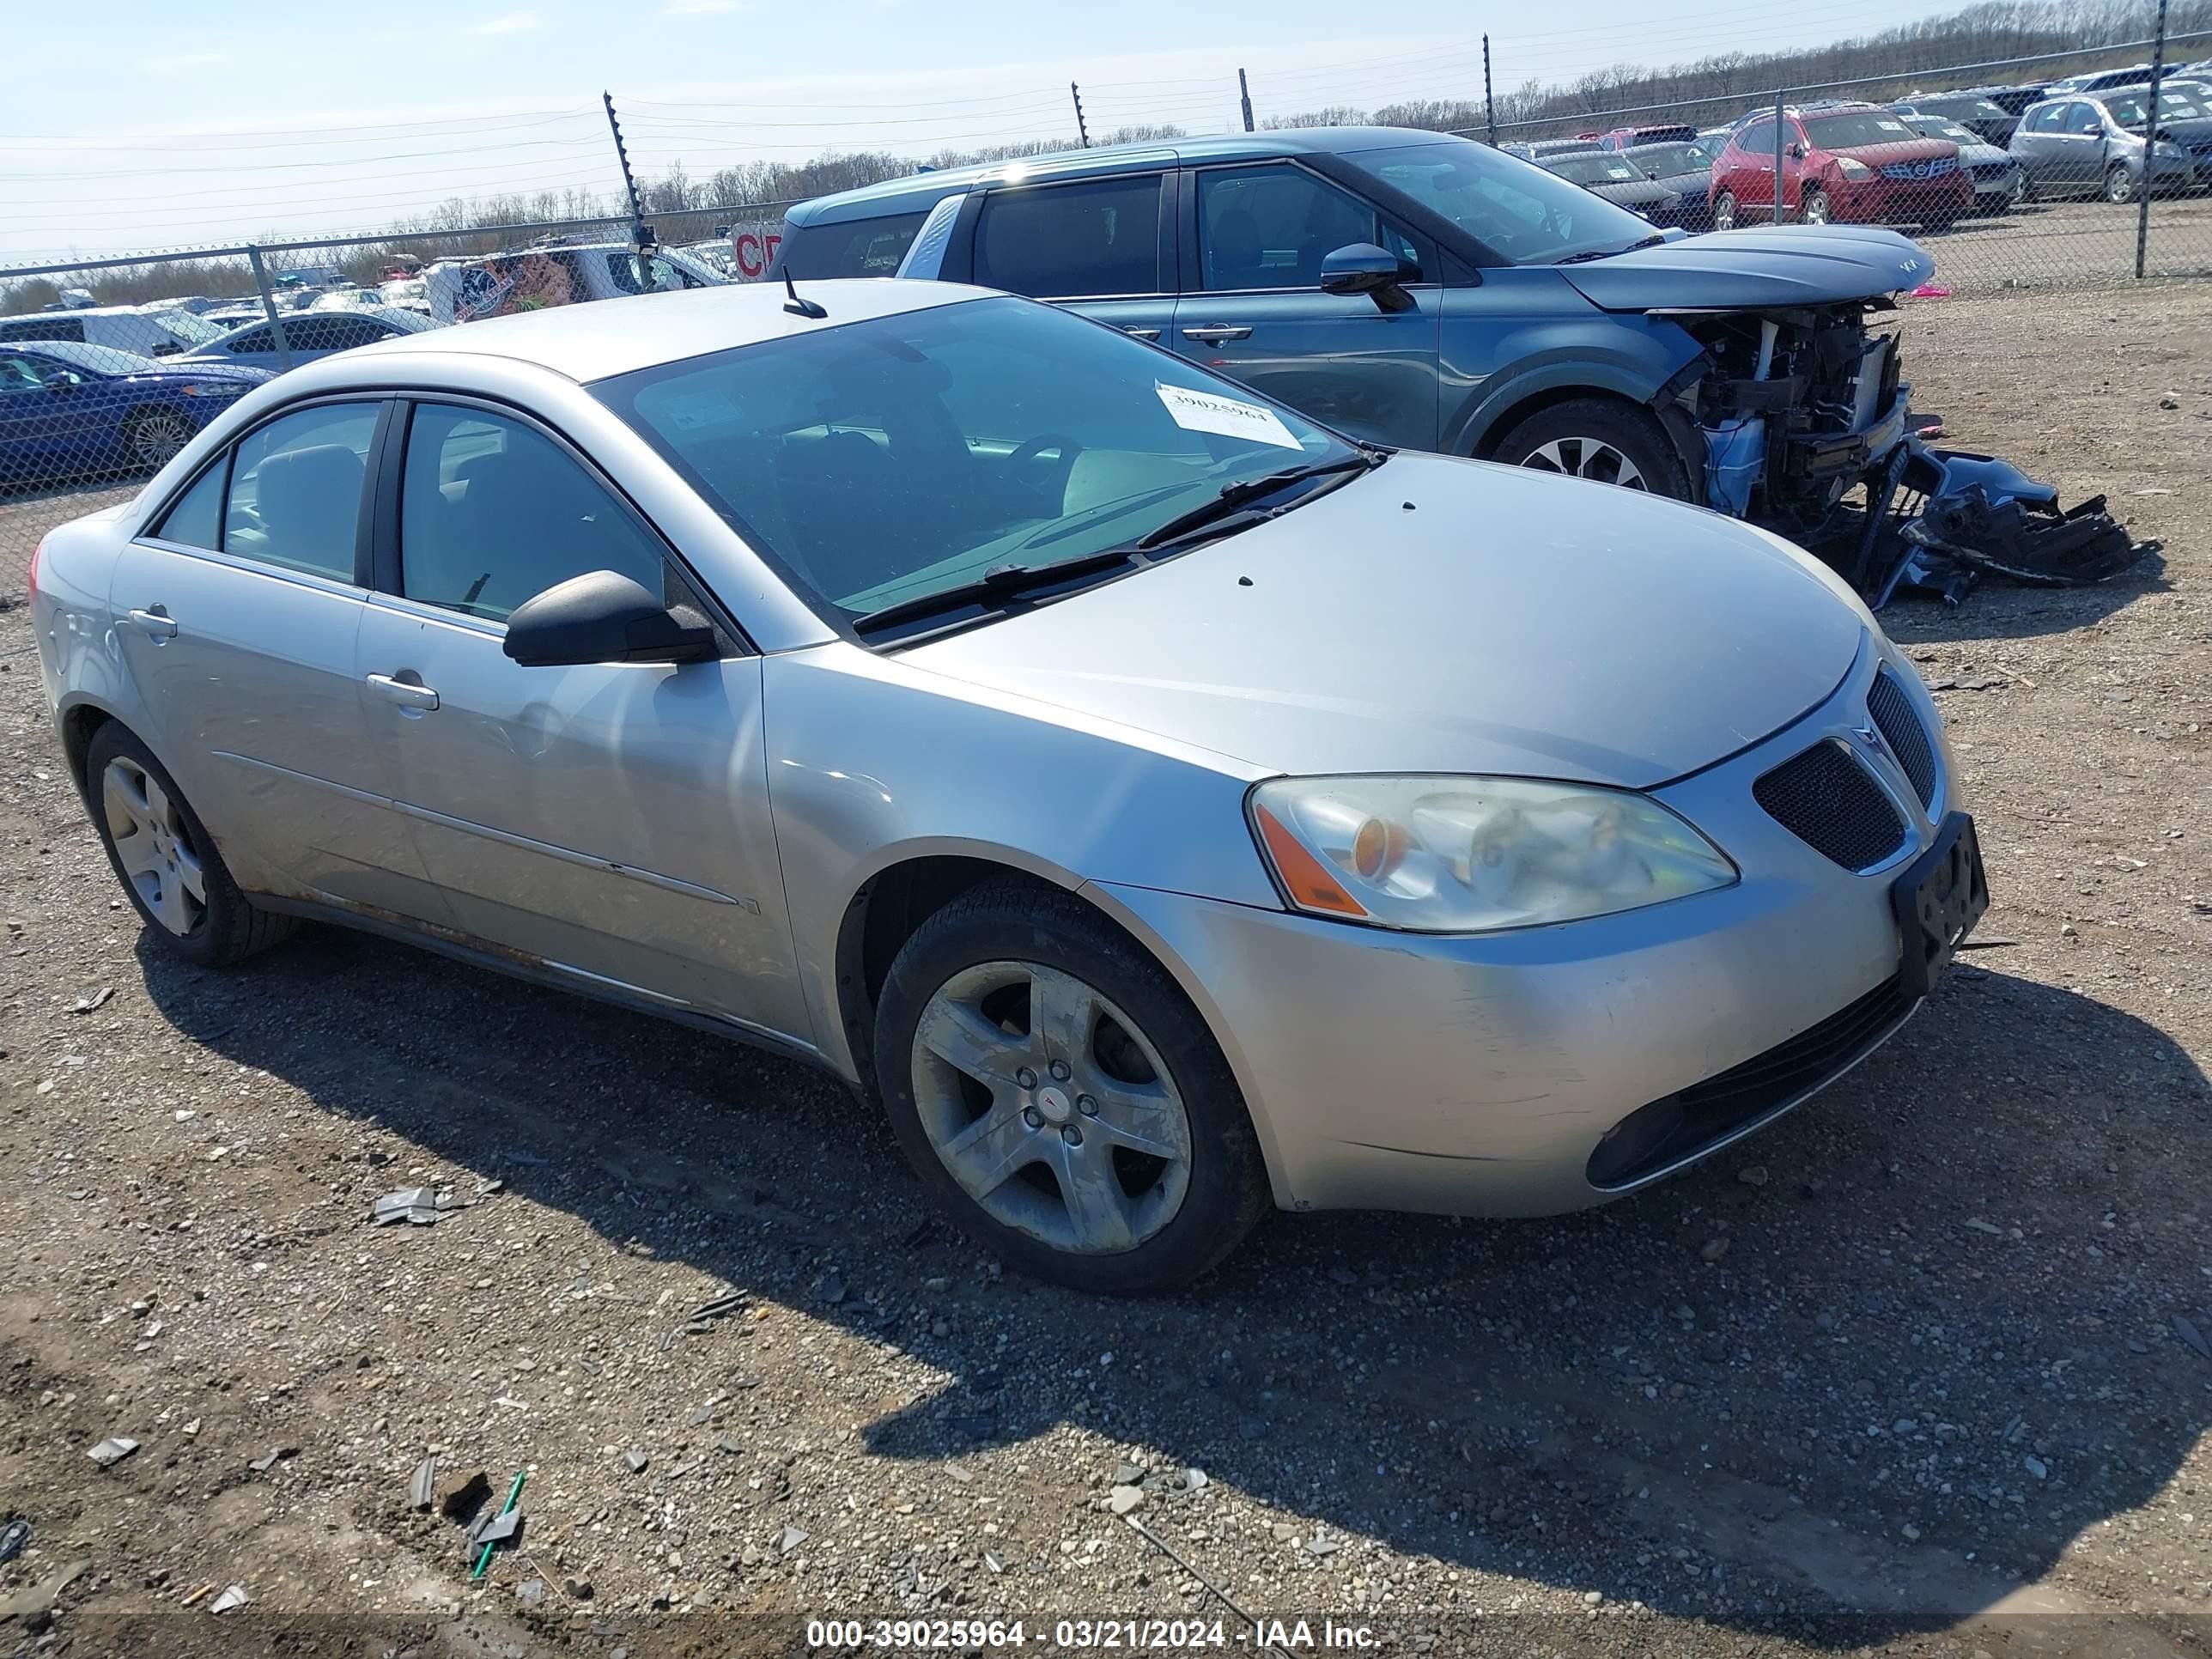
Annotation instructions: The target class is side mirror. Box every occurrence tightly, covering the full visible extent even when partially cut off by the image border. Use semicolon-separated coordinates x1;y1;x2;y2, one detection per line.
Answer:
502;569;716;667
47;372;83;392
1787;142;1806;159
1319;243;1417;313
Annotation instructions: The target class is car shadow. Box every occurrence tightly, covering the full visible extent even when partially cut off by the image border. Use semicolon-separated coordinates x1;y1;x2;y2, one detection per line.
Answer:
137;925;2210;1643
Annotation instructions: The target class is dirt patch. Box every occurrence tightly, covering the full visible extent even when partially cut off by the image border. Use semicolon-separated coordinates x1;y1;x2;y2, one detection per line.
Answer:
2;281;2210;1657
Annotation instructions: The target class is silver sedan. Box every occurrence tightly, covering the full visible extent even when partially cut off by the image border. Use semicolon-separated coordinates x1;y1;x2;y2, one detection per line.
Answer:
28;278;1986;1293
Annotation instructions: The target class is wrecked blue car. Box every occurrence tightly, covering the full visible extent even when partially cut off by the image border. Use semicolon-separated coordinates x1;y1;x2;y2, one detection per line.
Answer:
775;125;2148;601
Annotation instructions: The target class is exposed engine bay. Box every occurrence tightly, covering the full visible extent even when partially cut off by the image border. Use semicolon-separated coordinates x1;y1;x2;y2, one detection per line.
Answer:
1657;301;2157;606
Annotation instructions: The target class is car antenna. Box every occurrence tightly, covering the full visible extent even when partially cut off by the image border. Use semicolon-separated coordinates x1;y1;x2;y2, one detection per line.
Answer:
782;269;827;320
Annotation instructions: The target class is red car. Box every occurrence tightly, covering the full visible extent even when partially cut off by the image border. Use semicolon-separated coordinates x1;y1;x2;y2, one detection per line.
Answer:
1596;123;1698;151
1709;101;1970;229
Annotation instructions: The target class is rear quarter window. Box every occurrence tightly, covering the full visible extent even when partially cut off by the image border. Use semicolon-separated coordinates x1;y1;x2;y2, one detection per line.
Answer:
775;213;928;278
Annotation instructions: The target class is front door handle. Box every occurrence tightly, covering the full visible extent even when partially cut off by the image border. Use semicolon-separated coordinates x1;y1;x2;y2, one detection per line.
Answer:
1121;326;1162;340
127;606;178;641
366;672;439;712
1182;325;1253;343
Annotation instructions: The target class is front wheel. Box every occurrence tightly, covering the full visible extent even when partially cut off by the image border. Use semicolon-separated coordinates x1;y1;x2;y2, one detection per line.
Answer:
1802;187;1833;226
122;405;196;472
1711;191;1739;230
2106;161;2136;204
1490;397;1692;501
873;881;1269;1294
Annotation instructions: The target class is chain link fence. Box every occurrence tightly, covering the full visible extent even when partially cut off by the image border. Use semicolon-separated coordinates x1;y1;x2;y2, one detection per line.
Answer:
3;33;2209;601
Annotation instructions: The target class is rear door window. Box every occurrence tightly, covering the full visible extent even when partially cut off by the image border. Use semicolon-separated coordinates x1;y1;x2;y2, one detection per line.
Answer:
222;402;381;580
973;176;1165;298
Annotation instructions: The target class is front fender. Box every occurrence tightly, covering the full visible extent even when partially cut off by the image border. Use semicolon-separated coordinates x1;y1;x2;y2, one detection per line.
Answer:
1443;311;1707;458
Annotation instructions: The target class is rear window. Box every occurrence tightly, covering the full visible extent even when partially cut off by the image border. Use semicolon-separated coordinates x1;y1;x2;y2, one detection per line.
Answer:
974;176;1163;298
1802;111;1921;149
1547;153;1642;185
776;212;927;279
1626;144;1707;174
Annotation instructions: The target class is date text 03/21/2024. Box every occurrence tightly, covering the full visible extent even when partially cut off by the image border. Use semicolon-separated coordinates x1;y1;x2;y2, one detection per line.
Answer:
805;1618;1380;1649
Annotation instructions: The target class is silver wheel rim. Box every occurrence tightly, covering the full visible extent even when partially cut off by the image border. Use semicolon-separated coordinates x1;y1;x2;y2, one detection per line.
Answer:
910;960;1194;1255
1520;437;1648;489
131;410;194;468
102;757;207;937
1715;194;1736;229
2107;167;2132;203
2008;172;2027;205
1804;192;1831;225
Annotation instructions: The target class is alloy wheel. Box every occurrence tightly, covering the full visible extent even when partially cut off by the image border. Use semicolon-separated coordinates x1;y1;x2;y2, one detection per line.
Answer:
1519;437;1648;489
1713;192;1738;230
1802;190;1832;226
909;960;1194;1255
129;410;195;470
101;757;207;936
2106;164;2135;204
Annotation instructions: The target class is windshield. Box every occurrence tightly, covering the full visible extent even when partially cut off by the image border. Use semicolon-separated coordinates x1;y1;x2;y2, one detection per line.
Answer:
16;340;161;375
2107;84;2211;124
1347;138;1657;265
143;308;224;345
1802;111;1923;149
595;295;1358;625
1626;143;1706;174
1909;117;1982;145
1546;152;1644;184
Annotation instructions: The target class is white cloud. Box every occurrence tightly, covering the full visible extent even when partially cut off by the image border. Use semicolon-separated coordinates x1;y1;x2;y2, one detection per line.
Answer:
469;12;542;34
662;0;743;12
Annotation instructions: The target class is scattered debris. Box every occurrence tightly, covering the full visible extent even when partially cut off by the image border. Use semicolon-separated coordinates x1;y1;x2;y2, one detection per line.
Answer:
563;1577;595;1601
2024;1455;2049;1480
1910;283;1952;298
178;1582;216;1608
689;1291;746;1324
1307;1534;1340;1558
1962;1218;2006;1236
776;1525;809;1556
209;1584;250;1615
372;1188;447;1227
409;1455;439;1511
248;1446;297;1474
70;986;113;1014
0;1559;88;1627
436;1467;492;1522
1699;1237;1730;1263
0;1520;23;1566
469;1474;529;1579
2175;1316;2212;1361
623;1449;649;1474
1184;1467;1209;1492
1109;1485;1146;1516
983;1550;1005;1575
86;1435;138;1468
1112;1459;1146;1486
515;1578;547;1608
1737;1165;1770;1188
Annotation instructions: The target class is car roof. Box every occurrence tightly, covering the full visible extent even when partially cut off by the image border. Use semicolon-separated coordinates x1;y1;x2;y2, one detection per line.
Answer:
343;277;986;383
784;125;1482;225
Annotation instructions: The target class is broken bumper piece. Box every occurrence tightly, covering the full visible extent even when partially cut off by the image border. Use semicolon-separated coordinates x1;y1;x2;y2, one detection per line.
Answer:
1866;444;2160;607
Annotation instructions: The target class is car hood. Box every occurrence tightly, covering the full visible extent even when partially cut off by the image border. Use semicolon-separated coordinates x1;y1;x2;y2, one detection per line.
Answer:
157;356;276;380
1589;178;1680;208
1558;224;1934;310
902;454;1864;789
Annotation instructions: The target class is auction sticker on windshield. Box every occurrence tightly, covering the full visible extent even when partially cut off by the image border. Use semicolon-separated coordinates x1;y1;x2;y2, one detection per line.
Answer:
1155;382;1303;450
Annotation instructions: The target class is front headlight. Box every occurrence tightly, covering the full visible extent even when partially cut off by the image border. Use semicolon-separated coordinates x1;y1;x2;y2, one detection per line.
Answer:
1249;775;1737;933
179;381;245;398
1835;156;1875;179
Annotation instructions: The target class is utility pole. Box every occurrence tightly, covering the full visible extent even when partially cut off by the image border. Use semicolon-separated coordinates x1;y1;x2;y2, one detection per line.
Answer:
1071;82;1091;147
604;91;653;254
1482;36;1497;146
2136;0;2168;278
1238;67;1255;132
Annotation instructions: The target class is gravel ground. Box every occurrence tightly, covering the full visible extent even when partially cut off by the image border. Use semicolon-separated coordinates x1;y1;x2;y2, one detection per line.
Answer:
2;280;2210;1659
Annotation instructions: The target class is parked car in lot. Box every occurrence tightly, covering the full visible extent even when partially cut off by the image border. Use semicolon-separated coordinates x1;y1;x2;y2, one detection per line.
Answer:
791;126;1940;537
177;306;438;373
1595;122;1699;151
1710;102;1969;229
2044;64;2156;97
1889;89;2024;145
424;239;728;324
0;340;268;485
2008;90;2202;201
0;303;228;360
1535;148;1686;220
1897;112;2027;209
1622;138;1722;228
27;278;1984;1291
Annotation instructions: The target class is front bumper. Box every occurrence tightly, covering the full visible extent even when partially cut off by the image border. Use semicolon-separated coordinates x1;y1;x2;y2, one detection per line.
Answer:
1091;635;1955;1218
1831;175;1972;221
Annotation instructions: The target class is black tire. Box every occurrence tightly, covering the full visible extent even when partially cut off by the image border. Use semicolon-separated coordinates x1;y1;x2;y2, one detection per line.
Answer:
872;879;1270;1295
84;722;296;968
1489;397;1692;501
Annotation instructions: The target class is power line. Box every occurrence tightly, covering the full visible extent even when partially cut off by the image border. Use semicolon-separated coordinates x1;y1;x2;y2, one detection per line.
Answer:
0;106;598;146
2;137;614;183
1;111;603;155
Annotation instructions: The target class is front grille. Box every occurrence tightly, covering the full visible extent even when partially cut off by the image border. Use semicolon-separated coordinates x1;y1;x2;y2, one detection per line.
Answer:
1867;669;1938;808
1753;740;1907;870
1587;976;1913;1188
1882;157;1958;180
1972;161;2014;180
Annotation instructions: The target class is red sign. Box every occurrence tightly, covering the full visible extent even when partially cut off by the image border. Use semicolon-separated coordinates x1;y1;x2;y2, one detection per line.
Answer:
732;229;785;280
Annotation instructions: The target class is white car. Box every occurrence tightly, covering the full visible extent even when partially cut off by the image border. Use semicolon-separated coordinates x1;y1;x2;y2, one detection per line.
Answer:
0;304;227;360
425;240;726;325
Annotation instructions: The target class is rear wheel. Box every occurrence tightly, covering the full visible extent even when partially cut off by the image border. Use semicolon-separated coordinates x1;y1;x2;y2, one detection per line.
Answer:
1490;398;1692;501
86;723;295;968
121;405;195;472
1711;191;1740;230
2005;169;2029;210
873;880;1269;1295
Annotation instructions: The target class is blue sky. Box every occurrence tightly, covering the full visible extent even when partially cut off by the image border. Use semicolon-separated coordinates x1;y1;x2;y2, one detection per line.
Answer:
7;0;1945;264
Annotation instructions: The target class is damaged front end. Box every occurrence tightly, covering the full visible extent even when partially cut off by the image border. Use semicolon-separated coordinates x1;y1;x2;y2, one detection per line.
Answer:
1656;299;2157;606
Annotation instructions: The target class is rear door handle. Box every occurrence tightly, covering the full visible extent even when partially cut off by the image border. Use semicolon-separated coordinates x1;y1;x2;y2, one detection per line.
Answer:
366;672;439;712
127;607;178;641
1121;326;1162;340
1182;325;1253;343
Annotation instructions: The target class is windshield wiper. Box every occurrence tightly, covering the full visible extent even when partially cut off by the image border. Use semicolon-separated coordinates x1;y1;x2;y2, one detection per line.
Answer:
851;547;1139;635
1557;234;1667;265
1133;453;1382;551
